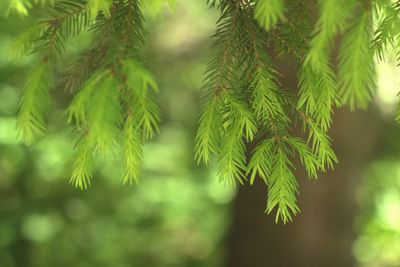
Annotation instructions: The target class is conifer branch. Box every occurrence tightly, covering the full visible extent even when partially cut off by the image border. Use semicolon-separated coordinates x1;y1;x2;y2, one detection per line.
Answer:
339;7;375;110
298;62;338;132
69;133;94;190
372;0;400;60
195;1;243;164
17;63;52;144
10;0;400;222
265;140;299;224
254;0;285;31
305;0;353;68
122;113;143;185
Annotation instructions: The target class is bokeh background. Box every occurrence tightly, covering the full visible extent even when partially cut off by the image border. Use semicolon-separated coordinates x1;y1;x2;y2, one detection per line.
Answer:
1;1;400;267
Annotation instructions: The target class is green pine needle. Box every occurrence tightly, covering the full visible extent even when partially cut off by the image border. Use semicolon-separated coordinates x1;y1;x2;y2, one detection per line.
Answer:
298;62;338;132
17;63;51;144
218;121;247;186
70;137;94;190
123;59;160;140
285;137;319;179
266;144;299;224
87;0;111;21
86;72;121;159
122;114;143;185
195;96;222;164
67;70;108;126
305;0;353;69
10;0;400;223
339;9;375;110
247;139;274;185
254;0;285;31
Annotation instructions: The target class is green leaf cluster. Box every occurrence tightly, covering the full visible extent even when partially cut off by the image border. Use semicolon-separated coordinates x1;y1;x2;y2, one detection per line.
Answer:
8;0;400;223
196;1;320;223
11;0;159;189
196;0;399;223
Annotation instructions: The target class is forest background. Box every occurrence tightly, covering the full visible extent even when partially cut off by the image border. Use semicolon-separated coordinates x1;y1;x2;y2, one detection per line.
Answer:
0;1;400;266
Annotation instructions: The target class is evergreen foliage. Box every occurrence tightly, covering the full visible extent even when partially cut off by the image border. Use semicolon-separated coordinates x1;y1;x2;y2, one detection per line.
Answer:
17;63;52;144
255;0;285;30
6;0;400;223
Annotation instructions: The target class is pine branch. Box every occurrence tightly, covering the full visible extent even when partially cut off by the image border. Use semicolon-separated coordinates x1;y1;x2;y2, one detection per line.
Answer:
196;2;259;186
87;0;112;21
224;93;257;142
17;63;51;144
305;0;353;69
242;8;288;131
339;7;375;110
67;70;108;126
271;0;312;59
61;2;117;92
296;109;338;171
285;136;319;179
247;139;274;184
254;0;285;31
35;0;91;62
122;113;143;185
218;119;247;186
66;1;158;188
298;62;338;132
195;96;222;164
61;35;112;92
69;133;94;190
266;141;299;224
8;0;91;63
7;24;45;61
68;71;122;161
372;0;400;60
122;59;160;140
195;2;243;165
87;72;121;158
10;0;400;223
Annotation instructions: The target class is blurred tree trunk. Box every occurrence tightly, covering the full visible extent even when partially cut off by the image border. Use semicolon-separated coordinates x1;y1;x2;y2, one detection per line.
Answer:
225;56;383;267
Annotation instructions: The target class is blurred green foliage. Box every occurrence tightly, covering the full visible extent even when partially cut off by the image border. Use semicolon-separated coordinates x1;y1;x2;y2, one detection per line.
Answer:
2;1;400;266
0;2;235;266
354;122;400;267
